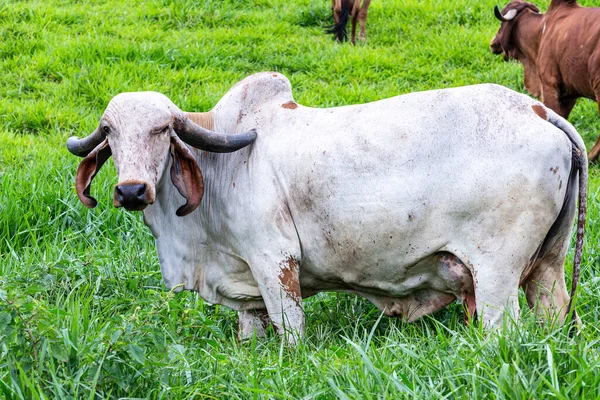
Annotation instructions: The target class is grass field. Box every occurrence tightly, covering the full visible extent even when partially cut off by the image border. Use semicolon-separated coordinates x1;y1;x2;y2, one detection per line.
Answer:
1;0;600;398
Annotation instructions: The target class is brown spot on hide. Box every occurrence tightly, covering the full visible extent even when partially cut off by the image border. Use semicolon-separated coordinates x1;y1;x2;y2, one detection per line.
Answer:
437;253;476;324
272;73;278;77
278;256;302;304
550;166;559;174
281;101;298;110
532;104;547;120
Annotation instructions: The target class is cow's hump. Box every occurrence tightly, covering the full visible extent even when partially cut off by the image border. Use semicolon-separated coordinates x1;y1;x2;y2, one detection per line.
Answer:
216;72;295;112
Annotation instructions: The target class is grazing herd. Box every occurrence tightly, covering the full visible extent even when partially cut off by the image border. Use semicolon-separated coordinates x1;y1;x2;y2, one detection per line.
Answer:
65;0;598;343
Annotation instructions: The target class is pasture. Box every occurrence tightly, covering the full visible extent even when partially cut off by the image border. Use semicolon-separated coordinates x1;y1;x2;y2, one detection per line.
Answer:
1;0;600;397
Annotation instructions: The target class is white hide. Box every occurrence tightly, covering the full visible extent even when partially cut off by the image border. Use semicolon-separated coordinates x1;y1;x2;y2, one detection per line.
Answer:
132;73;585;340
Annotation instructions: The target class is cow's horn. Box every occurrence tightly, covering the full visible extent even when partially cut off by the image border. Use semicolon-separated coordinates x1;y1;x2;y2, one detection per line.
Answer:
495;5;517;21
503;8;518;19
494;5;506;21
175;117;257;153
67;126;105;157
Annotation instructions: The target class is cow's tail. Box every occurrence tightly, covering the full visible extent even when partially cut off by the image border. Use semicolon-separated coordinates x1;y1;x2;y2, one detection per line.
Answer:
545;108;587;324
327;0;350;42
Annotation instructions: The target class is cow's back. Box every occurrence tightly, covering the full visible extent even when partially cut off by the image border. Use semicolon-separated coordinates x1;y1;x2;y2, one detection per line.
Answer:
541;6;600;99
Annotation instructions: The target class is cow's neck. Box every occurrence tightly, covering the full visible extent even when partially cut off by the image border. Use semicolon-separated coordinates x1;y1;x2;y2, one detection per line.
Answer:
513;13;544;98
144;108;258;307
186;111;214;131
513;13;543;63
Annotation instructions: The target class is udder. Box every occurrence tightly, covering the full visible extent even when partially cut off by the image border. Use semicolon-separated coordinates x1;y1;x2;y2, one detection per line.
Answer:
357;252;476;323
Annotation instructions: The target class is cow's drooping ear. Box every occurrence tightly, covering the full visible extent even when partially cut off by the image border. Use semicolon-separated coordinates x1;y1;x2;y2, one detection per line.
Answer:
170;135;204;217
499;22;514;61
75;139;112;208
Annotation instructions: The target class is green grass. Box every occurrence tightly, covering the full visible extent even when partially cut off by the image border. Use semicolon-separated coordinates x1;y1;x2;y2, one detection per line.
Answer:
1;0;600;398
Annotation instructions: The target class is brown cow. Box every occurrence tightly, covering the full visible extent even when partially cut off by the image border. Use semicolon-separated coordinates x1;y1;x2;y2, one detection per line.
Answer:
490;0;600;161
329;0;372;44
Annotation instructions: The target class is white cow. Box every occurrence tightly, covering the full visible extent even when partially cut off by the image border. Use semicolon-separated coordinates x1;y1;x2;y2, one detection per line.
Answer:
67;72;586;343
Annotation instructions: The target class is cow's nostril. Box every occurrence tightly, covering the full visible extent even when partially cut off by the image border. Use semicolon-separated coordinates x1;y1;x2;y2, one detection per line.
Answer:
115;186;124;197
136;184;147;198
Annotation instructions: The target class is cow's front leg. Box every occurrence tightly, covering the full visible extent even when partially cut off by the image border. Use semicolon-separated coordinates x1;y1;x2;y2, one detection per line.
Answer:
250;254;305;345
358;0;371;41
587;87;600;162
237;309;270;341
540;81;576;120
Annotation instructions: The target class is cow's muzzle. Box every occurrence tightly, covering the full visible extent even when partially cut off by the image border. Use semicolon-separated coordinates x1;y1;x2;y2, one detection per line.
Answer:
114;181;154;211
489;38;503;55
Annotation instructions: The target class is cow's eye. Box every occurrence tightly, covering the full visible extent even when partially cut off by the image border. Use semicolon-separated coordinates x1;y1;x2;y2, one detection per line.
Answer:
102;125;111;135
154;124;170;135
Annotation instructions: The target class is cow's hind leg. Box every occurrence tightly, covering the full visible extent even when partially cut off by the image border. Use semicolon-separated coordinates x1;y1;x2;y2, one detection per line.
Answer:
523;257;572;324
472;261;522;327
459;206;563;327
523;177;578;325
586;88;600;162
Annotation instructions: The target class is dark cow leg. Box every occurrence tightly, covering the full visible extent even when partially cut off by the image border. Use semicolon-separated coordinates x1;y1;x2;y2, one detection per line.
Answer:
540;80;575;119
560;98;577;121
332;0;341;25
350;0;360;44
588;90;600;162
358;0;371;41
588;136;600;163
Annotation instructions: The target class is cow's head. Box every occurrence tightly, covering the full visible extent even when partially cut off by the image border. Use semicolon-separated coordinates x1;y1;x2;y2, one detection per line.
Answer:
490;1;540;61
67;92;256;216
